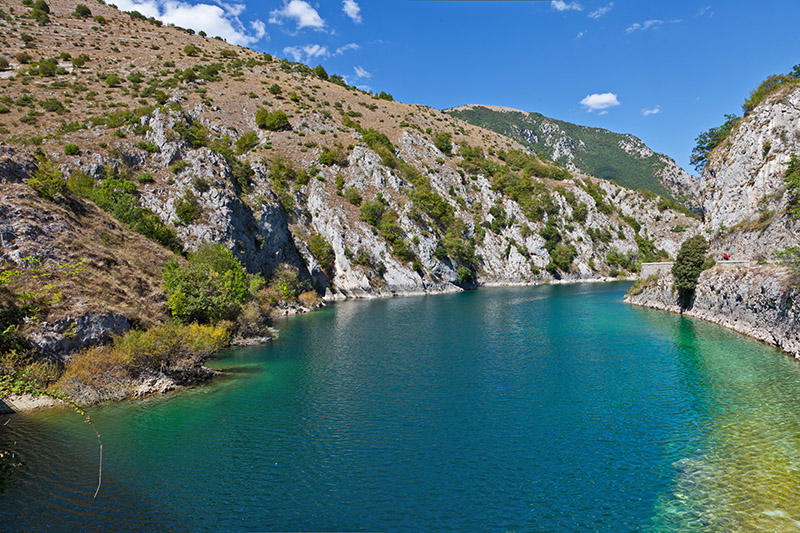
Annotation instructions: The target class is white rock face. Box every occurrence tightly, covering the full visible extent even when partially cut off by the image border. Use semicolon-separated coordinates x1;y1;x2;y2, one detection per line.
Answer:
129;109;699;299
699;86;800;258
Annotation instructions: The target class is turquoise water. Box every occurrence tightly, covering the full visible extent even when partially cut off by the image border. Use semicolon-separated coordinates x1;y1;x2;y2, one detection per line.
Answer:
2;282;800;531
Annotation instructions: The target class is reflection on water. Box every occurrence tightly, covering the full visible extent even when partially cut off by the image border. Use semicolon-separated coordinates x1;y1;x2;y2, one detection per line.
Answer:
1;283;800;532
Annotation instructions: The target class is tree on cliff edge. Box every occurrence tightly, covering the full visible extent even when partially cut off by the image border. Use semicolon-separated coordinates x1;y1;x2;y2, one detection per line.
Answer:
672;235;712;308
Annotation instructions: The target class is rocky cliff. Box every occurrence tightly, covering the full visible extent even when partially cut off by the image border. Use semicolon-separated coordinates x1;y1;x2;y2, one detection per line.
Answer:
627;266;800;358
627;82;800;358
700;86;800;259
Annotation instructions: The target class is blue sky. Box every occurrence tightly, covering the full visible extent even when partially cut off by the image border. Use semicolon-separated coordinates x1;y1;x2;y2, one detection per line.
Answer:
111;0;800;172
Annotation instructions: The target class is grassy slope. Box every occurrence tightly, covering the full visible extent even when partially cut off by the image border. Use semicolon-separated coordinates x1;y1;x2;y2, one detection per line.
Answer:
446;107;674;198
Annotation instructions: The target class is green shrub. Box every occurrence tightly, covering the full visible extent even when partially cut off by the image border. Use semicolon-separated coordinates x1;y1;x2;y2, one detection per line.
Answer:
40;98;65;113
255;109;291;131
63;143;79;155
136;140;160;153
174;191;201;224
67;171;182;252
183;44;200;57
15;52;32;64
376;91;394;101
313;65;328;80
432;132;452;155
307;233;335;274
268;83;282;95
93;15;107;24
546;243;576;274
192;176;210;193
163;244;254;323
235;130;259;154
72;3;91;18
105;74;122;87
135;172;153;183
672;235;711;302
319;146;348;166
27;157;65;200
785;153;800;218
343;187;362;205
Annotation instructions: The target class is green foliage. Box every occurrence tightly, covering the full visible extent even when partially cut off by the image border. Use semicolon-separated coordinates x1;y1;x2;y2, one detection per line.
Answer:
672;235;711;299
343;187;362;205
785;153;800;218
690;114;740;172
313;65;329;80
448;107;674;198
183;44;200;57
268;83;282;95
235;130;259;154
136;140;160;153
67;170;183;253
174;191;201;224
163;244;254;323
432;131;452;155
63;143;79;155
376;92;394;101
307;234;335;274
30;57;58;77
255;109;291;131
605;248;638;273
743;73;799;115
319;146;348;167
72;3;91;18
546;243;577;275
27;157;65;200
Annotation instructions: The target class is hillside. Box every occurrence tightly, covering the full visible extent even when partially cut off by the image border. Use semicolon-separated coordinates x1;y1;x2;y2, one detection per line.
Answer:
0;0;699;401
446;105;698;205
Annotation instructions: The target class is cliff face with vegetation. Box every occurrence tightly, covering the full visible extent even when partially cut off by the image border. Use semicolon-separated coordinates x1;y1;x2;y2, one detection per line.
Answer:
627;79;800;358
446;104;699;205
0;0;702;403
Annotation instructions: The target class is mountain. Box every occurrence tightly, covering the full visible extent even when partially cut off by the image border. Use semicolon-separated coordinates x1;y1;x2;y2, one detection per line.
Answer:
0;0;699;402
445;105;698;205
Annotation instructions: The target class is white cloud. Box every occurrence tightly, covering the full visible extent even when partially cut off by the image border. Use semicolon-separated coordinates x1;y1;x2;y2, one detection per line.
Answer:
110;0;266;45
551;0;582;12
353;65;371;78
335;42;359;55
576;31;586;39
588;2;613;19
642;105;661;116
580;92;620;112
342;0;362;23
269;0;325;30
626;18;681;33
283;43;329;62
696;5;713;17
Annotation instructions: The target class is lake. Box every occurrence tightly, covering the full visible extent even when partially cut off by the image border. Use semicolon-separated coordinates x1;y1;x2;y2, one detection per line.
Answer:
2;282;800;531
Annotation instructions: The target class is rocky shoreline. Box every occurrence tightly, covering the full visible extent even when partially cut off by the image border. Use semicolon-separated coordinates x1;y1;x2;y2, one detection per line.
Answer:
625;265;800;359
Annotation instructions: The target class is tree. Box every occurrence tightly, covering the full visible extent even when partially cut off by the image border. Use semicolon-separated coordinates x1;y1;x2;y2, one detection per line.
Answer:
27;157;65;200
690;114;740;172
163;244;253;323
432;132;452;155
72;4;91;18
255;109;291;131
313;65;328;80
672;235;711;304
785;153;800;218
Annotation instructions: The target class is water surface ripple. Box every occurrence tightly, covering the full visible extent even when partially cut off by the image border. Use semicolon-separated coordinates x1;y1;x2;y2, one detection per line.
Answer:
2;283;800;531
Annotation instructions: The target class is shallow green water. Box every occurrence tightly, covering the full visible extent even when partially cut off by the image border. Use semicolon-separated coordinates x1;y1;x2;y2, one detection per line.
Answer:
2;282;800;531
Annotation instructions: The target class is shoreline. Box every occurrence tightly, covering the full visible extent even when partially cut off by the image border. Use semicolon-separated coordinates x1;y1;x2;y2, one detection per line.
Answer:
625;266;800;360
2;276;637;414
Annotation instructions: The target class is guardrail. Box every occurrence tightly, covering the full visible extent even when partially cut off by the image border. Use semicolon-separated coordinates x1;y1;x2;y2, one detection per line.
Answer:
640;260;753;278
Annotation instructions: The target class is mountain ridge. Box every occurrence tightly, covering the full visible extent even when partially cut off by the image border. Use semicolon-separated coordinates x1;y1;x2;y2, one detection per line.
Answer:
445;104;699;206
